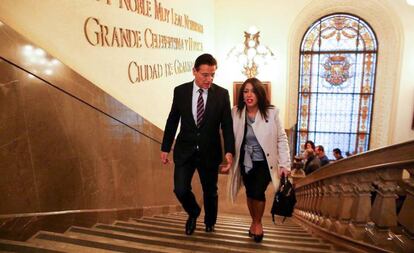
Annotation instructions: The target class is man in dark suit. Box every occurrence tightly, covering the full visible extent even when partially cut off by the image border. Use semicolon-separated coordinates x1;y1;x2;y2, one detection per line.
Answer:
161;53;235;235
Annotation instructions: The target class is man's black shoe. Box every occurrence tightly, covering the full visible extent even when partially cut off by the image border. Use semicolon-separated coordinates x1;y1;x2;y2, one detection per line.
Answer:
205;225;215;232
185;217;197;235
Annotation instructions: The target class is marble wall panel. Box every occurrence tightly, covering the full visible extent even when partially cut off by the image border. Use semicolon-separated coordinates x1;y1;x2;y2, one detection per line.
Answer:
0;21;188;240
79;157;116;209
0;23;162;143
0;60;40;214
0;137;38;214
0;61;25;148
34;157;84;212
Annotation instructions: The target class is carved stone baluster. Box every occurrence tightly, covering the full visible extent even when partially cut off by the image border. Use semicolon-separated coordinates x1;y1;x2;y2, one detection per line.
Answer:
302;186;309;219
346;182;373;240
308;186;314;211
295;188;305;217
295;188;301;209
346;172;376;240
366;168;402;250
312;184;321;223
309;185;317;222
300;189;307;217
319;183;330;228
333;176;355;235
395;168;414;253
302;186;307;210
304;186;312;220
325;182;340;231
314;183;324;224
299;189;304;209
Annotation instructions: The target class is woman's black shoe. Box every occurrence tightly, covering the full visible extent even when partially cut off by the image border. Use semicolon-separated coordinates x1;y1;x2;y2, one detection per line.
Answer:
253;233;264;243
248;229;253;237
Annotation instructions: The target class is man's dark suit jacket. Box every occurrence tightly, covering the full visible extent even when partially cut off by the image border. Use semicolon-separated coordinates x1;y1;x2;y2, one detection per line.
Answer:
161;82;235;168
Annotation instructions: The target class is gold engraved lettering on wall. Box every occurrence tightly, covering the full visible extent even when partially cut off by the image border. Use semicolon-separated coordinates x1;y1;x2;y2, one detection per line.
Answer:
128;62;163;83
97;0;204;34
173;59;193;74
118;0;152;17
91;0;204;84
153;0;170;23
184;15;203;33
186;38;203;51
128;59;194;84
144;28;184;50
84;17;142;48
84;17;202;51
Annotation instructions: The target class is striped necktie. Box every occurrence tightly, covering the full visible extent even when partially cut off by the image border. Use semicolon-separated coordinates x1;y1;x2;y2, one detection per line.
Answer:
196;89;204;127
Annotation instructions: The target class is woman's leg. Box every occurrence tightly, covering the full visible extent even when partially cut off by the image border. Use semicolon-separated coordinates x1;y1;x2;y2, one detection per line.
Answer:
250;161;271;237
243;161;270;237
246;197;255;234
251;199;265;235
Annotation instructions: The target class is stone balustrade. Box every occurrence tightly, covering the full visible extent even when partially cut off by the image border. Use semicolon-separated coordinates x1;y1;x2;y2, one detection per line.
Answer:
293;140;414;253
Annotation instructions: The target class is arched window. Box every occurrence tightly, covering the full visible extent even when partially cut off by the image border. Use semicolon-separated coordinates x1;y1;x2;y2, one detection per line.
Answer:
296;13;378;159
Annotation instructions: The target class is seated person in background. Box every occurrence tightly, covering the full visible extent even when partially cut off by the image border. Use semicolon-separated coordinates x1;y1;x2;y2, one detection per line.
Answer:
304;140;315;151
315;145;330;167
303;149;321;175
333;148;344;160
295;140;316;162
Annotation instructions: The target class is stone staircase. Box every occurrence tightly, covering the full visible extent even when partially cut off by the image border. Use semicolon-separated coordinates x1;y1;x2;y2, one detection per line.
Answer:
0;213;347;252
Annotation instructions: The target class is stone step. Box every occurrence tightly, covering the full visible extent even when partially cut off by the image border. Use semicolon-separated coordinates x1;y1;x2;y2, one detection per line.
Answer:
136;217;311;236
69;224;340;253
0;239;64;253
66;227;208;253
29;230;165;253
171;212;301;227
1;213;348;253
119;219;322;243
69;226;252;253
159;215;304;231
157;214;305;232
104;221;333;250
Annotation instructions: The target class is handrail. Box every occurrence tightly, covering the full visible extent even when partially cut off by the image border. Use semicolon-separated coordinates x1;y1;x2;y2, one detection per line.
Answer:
295;140;414;188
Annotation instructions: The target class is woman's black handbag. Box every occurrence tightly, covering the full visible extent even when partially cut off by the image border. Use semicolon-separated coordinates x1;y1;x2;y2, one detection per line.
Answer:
271;175;296;223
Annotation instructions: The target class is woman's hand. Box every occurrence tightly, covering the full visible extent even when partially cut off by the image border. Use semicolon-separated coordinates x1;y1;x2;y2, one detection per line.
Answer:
220;153;233;174
278;167;290;177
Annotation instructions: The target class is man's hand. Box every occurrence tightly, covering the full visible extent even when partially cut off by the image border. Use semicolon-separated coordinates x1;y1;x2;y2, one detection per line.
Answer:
160;152;170;165
278;167;290;177
220;153;233;174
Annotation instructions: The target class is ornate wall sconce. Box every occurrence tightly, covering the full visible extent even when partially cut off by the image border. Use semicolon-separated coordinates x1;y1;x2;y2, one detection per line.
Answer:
227;26;275;78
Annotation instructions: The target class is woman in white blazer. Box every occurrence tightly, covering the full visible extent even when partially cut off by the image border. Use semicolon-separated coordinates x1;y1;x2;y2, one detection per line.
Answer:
227;78;291;242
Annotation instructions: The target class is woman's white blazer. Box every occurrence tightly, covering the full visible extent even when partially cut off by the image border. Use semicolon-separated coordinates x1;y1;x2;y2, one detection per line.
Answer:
228;106;291;203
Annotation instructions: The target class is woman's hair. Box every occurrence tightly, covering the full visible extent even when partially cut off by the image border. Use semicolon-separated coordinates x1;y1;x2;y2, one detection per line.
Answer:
304;140;315;150
237;77;273;119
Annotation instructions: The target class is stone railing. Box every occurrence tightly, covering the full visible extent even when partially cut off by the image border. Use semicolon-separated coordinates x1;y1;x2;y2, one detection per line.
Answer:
293;140;414;253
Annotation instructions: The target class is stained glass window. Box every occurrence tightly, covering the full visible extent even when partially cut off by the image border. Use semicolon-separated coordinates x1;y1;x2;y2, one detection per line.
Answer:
296;14;378;159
